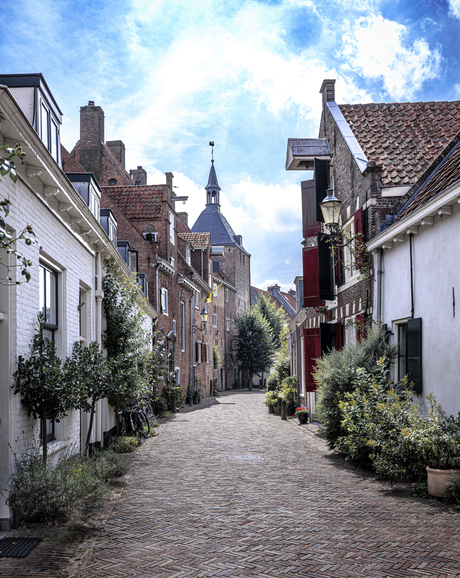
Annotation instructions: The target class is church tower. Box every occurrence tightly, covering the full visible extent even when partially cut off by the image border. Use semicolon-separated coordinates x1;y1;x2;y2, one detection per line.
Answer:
205;160;221;208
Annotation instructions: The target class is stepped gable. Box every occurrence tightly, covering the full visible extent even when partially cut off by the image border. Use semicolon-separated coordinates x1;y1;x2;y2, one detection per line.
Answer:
339;101;460;186
398;139;460;220
102;184;164;219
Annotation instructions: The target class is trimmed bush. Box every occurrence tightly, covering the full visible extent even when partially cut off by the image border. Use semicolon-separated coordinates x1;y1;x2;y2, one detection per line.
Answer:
108;436;141;453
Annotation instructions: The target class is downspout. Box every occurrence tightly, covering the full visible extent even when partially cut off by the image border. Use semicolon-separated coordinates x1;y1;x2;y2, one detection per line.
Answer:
224;289;227;391
376;248;383;322
190;293;194;388
409;234;414;319
155;259;160;313
95;251;104;449
200;250;204;278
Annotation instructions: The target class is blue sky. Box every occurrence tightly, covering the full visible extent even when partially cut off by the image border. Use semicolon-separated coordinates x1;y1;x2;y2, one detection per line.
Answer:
2;0;460;291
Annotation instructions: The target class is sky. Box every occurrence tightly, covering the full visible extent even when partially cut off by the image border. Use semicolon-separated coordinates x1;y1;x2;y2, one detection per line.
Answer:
2;0;460;292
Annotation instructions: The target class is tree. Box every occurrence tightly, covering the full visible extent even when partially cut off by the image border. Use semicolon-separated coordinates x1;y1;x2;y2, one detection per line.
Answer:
233;306;275;389
255;294;287;350
12;315;78;464
102;260;150;424
64;342;110;456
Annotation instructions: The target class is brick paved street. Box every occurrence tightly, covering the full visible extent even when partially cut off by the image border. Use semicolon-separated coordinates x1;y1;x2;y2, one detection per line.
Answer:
74;391;460;578
2;390;460;578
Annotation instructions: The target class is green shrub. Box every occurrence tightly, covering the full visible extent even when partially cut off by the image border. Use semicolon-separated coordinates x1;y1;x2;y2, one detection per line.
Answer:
315;324;397;449
265;390;278;406
336;358;427;482
5;451;109;523
108;436;141;453
150;394;168;417
279;376;297;407
266;350;290;392
91;450;128;481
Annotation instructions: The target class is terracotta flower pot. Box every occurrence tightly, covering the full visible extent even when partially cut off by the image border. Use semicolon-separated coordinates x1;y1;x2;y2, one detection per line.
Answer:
426;466;460;498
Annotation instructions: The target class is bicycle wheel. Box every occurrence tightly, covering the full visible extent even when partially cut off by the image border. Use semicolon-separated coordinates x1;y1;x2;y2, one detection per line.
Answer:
117;412;127;436
132;411;150;438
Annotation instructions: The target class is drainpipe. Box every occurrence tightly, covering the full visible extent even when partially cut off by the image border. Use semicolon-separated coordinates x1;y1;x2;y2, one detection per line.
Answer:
155;259;160;313
224;288;227;391
190;293;194;387
95;251;104;448
376;248;383;322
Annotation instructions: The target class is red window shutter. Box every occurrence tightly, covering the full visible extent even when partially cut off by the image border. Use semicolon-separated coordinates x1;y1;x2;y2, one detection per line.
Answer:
335;321;342;351
354;208;363;235
302;179;322;238
303;247;322;308
304;328;321;392
356;313;366;342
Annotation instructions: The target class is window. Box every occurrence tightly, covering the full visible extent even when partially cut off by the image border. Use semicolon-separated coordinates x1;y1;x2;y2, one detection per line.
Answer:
170;211;175;245
186;245;191;266
225;288;228;302
212;314;217;328
196;341;202;363
173;316;176;336
161;288;168;314
226;318;230;332
180;302;185;351
89;186;100;220
397;318;422;393
79;286;88;342
39;99;60;163
39;264;57;340
205;344;209;364
40;101;50;150
170;256;175;268
195;290;200;309
213;282;218;291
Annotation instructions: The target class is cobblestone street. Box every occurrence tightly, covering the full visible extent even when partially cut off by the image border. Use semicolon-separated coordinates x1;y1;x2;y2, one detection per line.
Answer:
3;390;460;577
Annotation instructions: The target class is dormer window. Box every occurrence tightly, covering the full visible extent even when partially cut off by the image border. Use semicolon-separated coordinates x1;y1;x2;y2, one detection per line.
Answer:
143;224;158;242
100;209;118;245
66;173;102;220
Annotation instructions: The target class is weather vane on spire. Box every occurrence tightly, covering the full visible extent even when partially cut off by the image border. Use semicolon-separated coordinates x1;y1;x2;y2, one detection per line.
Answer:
209;141;214;163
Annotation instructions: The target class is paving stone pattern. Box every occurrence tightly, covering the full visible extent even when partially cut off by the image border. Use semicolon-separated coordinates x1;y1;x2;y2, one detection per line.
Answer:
76;391;460;578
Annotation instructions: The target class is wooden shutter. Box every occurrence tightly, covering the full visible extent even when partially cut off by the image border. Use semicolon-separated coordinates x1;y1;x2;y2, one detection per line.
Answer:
202;343;206;363
407;318;422;394
302;179;322;238
304;328;321;392
356;313;366;342
303;246;322;308
314;159;329;222
334;247;343;286
354;208;363;236
335;321;343;351
318;233;334;301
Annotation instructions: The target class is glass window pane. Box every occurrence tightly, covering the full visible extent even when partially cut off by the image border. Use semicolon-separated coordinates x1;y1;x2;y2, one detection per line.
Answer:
39;266;45;316
41;103;49;149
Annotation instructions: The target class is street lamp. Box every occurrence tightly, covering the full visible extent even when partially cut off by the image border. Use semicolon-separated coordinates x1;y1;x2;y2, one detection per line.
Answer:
193;308;208;333
320;188;341;231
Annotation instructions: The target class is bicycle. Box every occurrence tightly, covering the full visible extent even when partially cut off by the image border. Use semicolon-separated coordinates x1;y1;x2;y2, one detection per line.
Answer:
117;409;150;439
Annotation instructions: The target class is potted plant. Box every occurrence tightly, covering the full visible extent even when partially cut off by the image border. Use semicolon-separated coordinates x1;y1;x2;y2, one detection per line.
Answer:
264;390;278;414
186;384;195;406
280;376;297;417
296;406;309;425
402;395;460;497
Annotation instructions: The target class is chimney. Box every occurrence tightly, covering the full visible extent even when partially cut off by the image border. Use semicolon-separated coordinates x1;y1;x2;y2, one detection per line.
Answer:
177;212;188;226
166;172;173;201
130;165;147;185
79;101;105;182
319;79;336;109
107;140;126;170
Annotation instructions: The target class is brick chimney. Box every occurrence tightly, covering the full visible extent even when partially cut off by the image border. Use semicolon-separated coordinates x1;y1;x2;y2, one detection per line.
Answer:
79;101;105;182
130;165;147;185
166;172;173;202
107;140;126;170
319;79;336;109
177;212;188;226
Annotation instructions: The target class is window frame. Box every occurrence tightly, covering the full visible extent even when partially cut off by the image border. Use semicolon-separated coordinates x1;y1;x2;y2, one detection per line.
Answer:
39;263;58;340
180;301;185;352
161;288;168;315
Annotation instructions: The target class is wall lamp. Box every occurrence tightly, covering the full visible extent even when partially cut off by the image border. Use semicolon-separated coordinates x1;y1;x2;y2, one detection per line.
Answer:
320;188;360;248
192;309;208;332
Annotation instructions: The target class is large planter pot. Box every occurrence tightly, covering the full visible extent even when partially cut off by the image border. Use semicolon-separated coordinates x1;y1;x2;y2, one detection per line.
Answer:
188;396;193;407
193;392;199;405
268;404;275;414
426;466;460;498
170;394;177;413
281;400;287;420
297;412;309;425
286;406;296;417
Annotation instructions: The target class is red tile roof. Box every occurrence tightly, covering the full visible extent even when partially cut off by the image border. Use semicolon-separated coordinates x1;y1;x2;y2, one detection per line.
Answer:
61;145;85;173
179;232;211;249
398;140;460;219
339;101;460;187
102;185;165;219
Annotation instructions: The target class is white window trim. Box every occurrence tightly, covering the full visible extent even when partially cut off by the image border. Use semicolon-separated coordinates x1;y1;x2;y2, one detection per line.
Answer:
161;288;169;315
197;340;202;363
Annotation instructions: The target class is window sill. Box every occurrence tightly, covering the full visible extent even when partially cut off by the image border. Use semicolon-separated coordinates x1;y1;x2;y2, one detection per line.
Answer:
40;439;74;458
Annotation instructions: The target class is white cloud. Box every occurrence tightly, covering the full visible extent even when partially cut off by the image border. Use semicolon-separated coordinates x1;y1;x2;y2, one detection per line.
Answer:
340;14;442;100
448;0;460;19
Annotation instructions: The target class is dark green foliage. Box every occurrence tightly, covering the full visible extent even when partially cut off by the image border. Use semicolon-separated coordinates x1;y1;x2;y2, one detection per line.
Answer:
255;294;287;350
12;315;78;464
266;349;290;392
233;306;275;383
102;260;150;414
64;342;110;456
336;358;427;482
280;375;297;407
315;324;397;449
108;436;141;453
5;449;127;523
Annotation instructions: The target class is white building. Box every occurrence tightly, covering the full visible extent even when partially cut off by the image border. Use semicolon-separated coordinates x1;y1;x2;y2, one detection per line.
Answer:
0;74;156;530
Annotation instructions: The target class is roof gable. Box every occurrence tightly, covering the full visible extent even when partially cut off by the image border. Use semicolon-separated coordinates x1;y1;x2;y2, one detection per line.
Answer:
339;101;460;187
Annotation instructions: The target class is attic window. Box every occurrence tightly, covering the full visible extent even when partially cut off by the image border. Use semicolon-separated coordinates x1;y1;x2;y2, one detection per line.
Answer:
109;179;117;186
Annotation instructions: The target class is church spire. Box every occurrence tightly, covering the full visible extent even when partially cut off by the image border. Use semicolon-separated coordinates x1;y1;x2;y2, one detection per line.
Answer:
205;141;221;208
